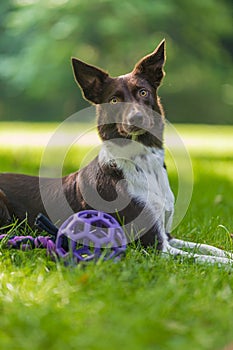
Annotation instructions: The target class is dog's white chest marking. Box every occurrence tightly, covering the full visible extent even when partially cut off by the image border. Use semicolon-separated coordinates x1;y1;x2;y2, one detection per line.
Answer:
120;148;174;231
99;141;174;246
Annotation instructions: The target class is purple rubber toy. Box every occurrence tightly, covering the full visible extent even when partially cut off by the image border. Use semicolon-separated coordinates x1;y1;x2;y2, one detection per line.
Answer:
56;210;127;262
0;210;127;264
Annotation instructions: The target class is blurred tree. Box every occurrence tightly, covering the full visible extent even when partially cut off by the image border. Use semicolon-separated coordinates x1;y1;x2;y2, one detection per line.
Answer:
0;0;232;123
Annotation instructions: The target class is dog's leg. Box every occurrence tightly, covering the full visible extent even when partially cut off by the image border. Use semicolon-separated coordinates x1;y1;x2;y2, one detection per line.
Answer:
162;239;233;266
169;238;233;259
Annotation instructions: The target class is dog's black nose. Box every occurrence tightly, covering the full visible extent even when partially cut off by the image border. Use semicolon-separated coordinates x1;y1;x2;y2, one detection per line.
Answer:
128;112;144;126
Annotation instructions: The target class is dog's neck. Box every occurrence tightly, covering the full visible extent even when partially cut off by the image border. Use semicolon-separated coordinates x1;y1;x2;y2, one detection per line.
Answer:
98;139;165;169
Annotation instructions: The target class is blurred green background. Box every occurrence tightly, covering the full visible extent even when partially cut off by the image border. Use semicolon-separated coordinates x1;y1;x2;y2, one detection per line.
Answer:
0;0;232;124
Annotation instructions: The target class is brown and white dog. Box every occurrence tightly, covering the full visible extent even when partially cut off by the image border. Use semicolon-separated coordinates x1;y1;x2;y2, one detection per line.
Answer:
0;40;232;265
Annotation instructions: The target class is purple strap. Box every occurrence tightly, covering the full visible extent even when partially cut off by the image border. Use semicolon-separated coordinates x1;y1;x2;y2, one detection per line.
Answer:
0;234;56;253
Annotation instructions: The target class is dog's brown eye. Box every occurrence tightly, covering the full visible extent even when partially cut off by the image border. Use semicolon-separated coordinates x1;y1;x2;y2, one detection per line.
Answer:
139;89;148;97
109;96;119;104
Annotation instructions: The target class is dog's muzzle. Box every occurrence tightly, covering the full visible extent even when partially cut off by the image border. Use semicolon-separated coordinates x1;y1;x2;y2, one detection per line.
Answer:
125;111;149;135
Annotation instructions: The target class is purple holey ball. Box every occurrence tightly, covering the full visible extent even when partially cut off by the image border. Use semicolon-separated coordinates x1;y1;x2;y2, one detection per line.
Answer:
56;210;127;262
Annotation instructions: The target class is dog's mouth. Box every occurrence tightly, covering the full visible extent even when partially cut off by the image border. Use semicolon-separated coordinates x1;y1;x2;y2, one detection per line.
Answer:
117;124;147;138
128;129;146;141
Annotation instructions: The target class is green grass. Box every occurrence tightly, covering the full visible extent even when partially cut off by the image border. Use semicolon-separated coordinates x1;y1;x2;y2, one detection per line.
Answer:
1;123;233;350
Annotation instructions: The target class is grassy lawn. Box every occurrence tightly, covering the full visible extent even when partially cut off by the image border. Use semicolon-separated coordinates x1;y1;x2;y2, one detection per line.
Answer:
0;123;233;350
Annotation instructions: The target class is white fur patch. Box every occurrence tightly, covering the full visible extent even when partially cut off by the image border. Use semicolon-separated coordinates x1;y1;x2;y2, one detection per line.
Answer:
99;140;174;249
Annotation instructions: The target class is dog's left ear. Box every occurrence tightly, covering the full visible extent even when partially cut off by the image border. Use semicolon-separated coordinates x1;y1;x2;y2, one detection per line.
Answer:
133;39;166;88
71;58;110;104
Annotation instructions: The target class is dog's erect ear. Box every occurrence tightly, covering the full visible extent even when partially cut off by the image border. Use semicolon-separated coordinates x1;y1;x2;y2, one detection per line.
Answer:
133;39;166;88
71;58;109;104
